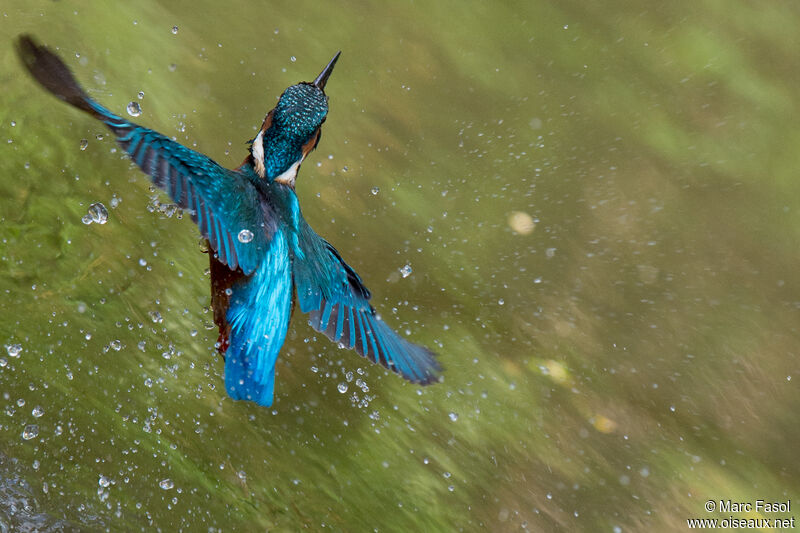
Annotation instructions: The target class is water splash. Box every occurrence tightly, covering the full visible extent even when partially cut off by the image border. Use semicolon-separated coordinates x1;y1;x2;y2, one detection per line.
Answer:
21;425;38;441
82;203;108;225
126;102;141;117
6;344;22;357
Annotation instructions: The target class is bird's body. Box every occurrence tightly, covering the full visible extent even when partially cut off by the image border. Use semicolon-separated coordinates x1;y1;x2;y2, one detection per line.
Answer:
16;36;440;407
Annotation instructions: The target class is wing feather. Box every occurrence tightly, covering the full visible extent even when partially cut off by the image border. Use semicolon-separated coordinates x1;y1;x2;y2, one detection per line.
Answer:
16;35;272;274
293;220;440;384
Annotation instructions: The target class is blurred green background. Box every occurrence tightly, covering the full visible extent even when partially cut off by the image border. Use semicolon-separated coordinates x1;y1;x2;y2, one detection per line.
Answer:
0;1;798;531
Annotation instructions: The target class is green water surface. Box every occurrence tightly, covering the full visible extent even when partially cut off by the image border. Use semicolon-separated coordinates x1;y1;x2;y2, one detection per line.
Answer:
0;1;798;531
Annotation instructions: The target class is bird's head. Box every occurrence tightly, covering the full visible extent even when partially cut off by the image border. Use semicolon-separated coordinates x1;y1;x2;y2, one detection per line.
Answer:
251;52;340;185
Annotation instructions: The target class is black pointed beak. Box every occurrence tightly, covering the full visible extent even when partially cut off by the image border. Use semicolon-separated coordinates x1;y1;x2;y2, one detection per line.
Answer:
312;51;341;90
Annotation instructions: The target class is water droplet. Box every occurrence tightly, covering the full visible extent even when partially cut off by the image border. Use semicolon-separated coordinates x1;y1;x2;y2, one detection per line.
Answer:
448;412;459;422
6;344;22;357
238;229;254;243
371;186;380;195
110;340;122;351
168;63;177;72
138;91;145;99
22;424;39;440
171;25;179;34
126;101;141;117
337;383;348;394
110;195;121;208
498;298;505;306
83;202;108;225
399;264;412;278
98;475;110;487
545;247;557;258
32;406;44;418
79;139;89;151
159;478;174;490
149;310;163;324
290;56;297;63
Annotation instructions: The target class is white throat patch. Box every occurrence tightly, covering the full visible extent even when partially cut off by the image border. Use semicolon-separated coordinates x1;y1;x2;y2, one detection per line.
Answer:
252;130;266;178
273;159;302;187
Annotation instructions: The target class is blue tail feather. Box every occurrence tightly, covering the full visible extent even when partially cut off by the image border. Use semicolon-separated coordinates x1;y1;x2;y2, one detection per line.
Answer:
224;233;292;407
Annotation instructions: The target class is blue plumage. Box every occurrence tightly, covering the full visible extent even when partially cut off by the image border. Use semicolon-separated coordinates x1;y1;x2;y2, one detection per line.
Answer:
225;232;292;406
292;219;438;384
89;104;273;275
17;36;440;408
262;84;328;178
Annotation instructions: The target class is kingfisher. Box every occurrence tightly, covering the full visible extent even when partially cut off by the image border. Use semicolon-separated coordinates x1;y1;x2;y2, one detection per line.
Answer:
16;35;440;407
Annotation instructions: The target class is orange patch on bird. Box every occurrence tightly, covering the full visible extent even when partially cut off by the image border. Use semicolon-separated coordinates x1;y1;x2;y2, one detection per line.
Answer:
260;110;274;133
301;128;321;159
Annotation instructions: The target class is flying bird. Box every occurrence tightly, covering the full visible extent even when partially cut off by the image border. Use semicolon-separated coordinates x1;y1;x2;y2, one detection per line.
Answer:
16;35;440;407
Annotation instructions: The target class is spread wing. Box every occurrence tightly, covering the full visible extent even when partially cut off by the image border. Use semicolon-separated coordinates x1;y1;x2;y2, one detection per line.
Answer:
16;35;270;275
292;219;440;384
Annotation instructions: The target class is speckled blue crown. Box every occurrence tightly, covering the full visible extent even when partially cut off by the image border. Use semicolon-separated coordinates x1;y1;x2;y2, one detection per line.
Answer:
274;84;328;138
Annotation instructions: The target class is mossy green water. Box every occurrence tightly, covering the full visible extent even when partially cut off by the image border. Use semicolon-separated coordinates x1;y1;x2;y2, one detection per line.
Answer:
0;1;798;530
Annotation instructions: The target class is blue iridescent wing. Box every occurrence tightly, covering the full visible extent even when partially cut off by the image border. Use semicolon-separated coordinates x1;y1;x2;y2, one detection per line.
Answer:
16;35;269;275
292;219;440;384
107;121;269;274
